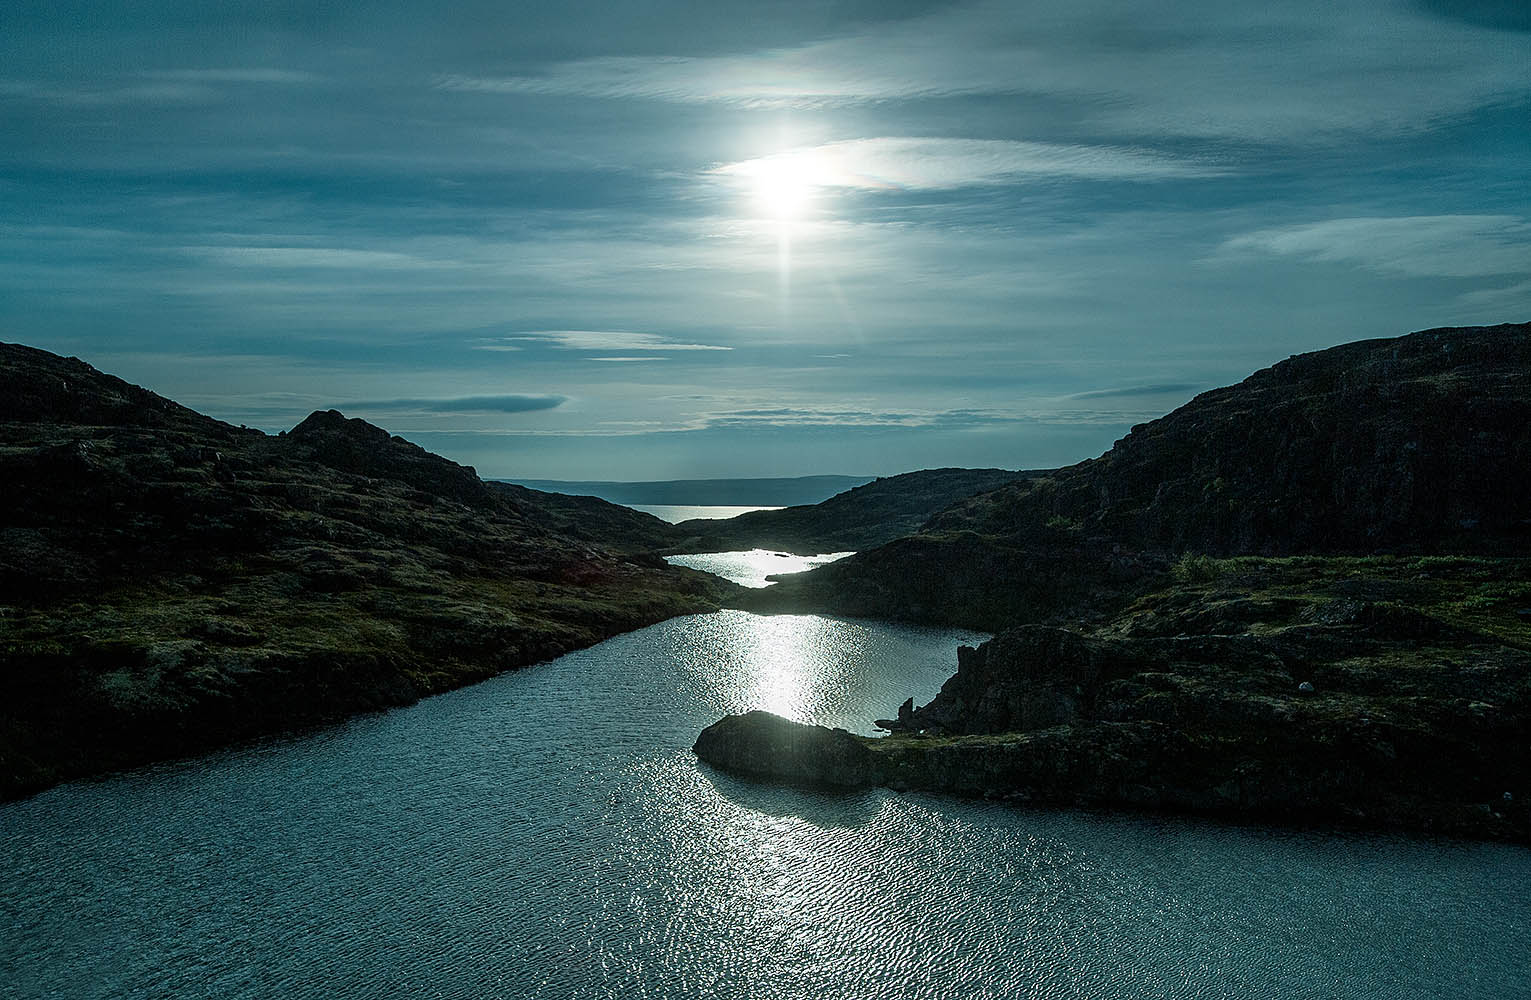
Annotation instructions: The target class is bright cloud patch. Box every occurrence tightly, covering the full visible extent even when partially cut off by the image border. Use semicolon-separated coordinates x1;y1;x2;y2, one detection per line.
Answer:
497;331;732;352
715;138;1216;191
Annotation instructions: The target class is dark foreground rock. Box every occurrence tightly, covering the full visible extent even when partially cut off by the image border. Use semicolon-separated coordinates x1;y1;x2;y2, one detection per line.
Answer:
0;342;737;800
694;711;879;788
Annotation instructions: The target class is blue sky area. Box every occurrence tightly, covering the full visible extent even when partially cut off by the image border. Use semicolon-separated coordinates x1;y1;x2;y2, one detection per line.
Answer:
2;0;1527;479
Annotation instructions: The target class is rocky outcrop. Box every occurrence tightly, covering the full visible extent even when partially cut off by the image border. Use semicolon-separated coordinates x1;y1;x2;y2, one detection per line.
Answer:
285;409;491;506
752;324;1531;630
903;628;1126;733
694;711;881;788
943;323;1531;556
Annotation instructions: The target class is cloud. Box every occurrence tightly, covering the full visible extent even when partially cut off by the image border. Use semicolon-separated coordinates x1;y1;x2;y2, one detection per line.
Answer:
433;0;1531;140
1222;215;1531;278
1457;279;1531;311
708;406;1024;429
591;356;667;362
343;394;567;414
703;404;1161;430
1069;382;1204;400
147;69;320;85
714;138;1217;191
0;79;217;106
503;330;732;351
189;246;438;270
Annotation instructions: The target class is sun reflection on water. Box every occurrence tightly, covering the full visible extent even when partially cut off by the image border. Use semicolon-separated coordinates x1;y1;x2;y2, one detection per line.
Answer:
664;549;853;589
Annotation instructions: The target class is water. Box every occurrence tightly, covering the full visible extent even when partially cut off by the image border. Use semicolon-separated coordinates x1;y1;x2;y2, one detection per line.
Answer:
665;549;854;588
3;604;1528;998
631;504;784;523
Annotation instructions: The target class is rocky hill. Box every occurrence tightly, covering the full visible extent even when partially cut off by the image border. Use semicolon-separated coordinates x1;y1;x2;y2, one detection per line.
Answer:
669;467;1035;555
748;324;1531;629
0;343;735;799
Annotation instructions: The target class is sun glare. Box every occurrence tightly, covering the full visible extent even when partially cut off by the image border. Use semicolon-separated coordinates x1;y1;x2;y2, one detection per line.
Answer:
753;160;814;220
730;150;821;222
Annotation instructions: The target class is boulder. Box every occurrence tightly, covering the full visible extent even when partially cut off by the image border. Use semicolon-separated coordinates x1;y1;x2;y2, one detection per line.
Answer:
694;711;882;788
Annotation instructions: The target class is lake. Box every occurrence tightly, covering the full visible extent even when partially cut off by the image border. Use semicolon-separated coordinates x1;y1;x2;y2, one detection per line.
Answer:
2;558;1527;999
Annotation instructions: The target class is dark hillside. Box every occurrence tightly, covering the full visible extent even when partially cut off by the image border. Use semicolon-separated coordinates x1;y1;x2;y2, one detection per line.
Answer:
671;467;1037;555
0;343;733;799
929;324;1530;556
751;324;1531;628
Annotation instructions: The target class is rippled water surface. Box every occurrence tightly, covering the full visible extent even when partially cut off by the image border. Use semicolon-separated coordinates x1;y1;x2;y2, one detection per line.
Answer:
3;609;1528;1000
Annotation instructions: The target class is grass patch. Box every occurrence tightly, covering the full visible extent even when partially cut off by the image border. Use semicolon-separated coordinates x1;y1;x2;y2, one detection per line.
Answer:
1173;552;1227;584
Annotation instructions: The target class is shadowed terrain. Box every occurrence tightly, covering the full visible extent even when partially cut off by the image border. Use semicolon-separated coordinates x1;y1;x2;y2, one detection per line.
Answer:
668;467;1037;555
0;343;736;799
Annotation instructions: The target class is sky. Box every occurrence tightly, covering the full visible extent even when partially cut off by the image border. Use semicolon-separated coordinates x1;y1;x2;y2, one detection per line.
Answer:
2;0;1528;480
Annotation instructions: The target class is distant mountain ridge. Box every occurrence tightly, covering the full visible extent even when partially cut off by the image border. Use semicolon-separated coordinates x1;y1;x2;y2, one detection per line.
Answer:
670;467;1042;555
502;476;872;507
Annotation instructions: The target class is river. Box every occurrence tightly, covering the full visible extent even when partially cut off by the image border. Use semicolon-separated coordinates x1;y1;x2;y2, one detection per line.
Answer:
1;563;1527;998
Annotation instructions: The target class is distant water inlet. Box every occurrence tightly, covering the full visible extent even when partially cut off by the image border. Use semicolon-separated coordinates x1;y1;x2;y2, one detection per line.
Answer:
2;589;1528;997
630;504;784;523
665;549;853;588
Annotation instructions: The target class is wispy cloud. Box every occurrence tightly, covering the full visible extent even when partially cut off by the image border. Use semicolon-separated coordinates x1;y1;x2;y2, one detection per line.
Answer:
434;0;1531;140
1458;279;1531;312
710;407;1018;429
500;330;732;352
706;404;1156;429
340;394;568;414
147;69;320;85
714;138;1217;191
1222;215;1531;278
189;246;437;270
0;79;217;106
1069;382;1204;400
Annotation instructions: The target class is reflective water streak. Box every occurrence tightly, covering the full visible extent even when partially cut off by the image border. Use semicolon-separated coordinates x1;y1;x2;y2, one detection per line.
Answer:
665;549;854;588
2;609;1527;1000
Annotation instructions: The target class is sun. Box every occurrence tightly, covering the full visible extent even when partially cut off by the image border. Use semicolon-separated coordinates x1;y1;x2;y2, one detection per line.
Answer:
751;158;815;221
731;150;820;221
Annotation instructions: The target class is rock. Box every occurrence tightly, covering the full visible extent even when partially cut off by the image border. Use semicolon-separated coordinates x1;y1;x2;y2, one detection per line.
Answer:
908;627;1122;734
694;711;882;788
1298;681;1315;694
